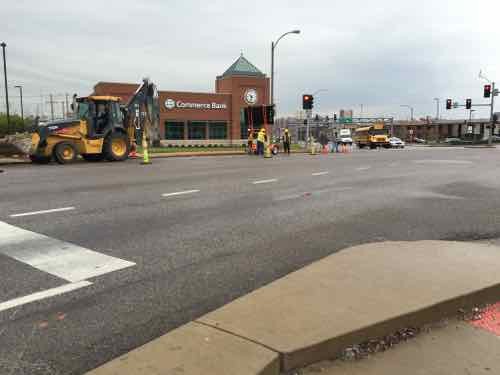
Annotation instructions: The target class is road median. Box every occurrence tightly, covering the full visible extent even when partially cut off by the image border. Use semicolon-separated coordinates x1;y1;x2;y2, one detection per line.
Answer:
86;241;500;374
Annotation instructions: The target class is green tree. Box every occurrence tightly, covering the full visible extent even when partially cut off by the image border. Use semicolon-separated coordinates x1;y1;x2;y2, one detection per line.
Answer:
0;113;29;137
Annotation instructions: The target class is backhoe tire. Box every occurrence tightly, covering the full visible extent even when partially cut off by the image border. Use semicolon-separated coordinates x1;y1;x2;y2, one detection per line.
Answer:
30;155;51;164
82;153;104;162
54;142;77;164
103;132;130;162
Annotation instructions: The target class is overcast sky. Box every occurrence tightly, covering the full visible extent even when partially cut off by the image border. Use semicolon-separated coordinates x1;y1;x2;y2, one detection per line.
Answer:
1;0;499;120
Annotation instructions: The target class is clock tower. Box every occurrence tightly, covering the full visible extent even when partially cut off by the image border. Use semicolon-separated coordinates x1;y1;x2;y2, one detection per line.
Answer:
216;54;270;141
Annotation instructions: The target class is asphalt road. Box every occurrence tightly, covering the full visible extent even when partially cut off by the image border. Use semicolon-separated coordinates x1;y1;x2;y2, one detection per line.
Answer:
1;147;500;374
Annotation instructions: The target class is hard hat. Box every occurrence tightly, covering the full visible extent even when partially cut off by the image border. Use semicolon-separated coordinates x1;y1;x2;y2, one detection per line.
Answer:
285;129;289;133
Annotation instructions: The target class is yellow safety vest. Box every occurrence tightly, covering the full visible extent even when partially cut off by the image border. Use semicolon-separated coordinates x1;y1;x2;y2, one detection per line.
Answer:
257;132;265;143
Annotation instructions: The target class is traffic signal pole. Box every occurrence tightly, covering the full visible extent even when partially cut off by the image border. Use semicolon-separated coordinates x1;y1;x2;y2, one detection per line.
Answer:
488;82;495;146
306;109;311;148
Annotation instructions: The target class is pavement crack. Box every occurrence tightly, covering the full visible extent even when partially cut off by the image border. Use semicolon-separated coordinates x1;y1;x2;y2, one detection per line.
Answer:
193;320;280;355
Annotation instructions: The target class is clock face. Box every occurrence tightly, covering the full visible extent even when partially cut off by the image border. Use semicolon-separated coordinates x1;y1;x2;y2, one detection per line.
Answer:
244;89;258;105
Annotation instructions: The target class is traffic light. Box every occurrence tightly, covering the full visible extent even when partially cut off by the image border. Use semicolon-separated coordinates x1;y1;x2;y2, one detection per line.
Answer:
302;94;314;110
446;99;452;110
466;99;472;110
333;113;337;122
484;84;492;98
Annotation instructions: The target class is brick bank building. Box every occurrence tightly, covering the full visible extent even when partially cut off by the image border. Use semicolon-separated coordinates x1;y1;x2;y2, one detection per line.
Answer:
93;55;269;146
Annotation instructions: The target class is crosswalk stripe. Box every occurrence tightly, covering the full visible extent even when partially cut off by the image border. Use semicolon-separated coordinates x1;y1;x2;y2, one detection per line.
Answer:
0;281;92;313
0;221;135;283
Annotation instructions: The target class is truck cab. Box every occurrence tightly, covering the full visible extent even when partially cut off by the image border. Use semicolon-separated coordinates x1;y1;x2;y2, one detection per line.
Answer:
339;128;353;145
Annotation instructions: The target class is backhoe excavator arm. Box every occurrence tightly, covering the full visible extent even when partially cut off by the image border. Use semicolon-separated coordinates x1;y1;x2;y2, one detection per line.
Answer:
123;78;160;148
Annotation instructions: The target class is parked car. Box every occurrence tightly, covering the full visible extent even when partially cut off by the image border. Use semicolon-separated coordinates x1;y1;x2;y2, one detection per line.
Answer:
443;137;462;144
414;137;426;144
389;137;405;148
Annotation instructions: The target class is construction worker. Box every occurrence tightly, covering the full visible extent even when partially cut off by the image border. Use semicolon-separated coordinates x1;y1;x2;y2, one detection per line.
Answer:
247;129;254;155
283;128;291;155
257;128;265;156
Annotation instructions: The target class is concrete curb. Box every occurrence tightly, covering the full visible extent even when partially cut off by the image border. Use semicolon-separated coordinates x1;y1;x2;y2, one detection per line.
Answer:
87;322;279;375
0;151;310;165
148;151;246;158
147;150;308;158
86;241;500;375
0;158;30;166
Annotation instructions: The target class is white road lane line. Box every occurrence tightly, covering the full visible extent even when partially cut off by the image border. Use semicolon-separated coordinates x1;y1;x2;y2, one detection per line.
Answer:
312;172;329;176
0;281;92;313
162;190;200;198
0;221;136;283
413;159;473;165
9;207;76;218
274;193;303;201
253;179;278;185
356;166;371;171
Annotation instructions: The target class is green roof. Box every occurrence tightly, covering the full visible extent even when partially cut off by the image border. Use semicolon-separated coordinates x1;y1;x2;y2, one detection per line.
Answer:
219;54;265;78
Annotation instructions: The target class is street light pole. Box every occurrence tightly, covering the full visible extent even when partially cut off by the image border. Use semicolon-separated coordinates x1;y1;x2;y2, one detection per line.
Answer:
433;98;440;120
1;42;10;134
401;105;414;121
270;29;301;107
14;85;23;124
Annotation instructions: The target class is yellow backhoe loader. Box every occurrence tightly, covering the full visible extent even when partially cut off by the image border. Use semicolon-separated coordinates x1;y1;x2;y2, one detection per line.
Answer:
29;79;159;164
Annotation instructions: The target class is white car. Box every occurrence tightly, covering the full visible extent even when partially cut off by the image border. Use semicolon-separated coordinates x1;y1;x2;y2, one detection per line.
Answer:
389;137;405;148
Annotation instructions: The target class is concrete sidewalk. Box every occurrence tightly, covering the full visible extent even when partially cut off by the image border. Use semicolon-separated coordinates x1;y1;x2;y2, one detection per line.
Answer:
301;319;500;375
86;241;500;375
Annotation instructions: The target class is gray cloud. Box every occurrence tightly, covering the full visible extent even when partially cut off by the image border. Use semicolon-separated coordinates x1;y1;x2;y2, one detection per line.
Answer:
1;0;499;119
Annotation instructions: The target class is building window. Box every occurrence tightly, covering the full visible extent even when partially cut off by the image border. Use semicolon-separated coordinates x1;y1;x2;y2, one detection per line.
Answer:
188;121;206;139
209;122;227;139
165;121;184;140
240;109;247;139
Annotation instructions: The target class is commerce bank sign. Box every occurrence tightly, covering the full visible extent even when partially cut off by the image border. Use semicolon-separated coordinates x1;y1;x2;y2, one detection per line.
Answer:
164;98;227;110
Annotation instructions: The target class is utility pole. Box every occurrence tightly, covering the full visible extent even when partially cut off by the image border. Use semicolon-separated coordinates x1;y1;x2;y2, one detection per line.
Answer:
1;42;10;134
434;98;440;120
60;101;65;119
47;94;55;120
14;85;23;123
65;93;69;119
